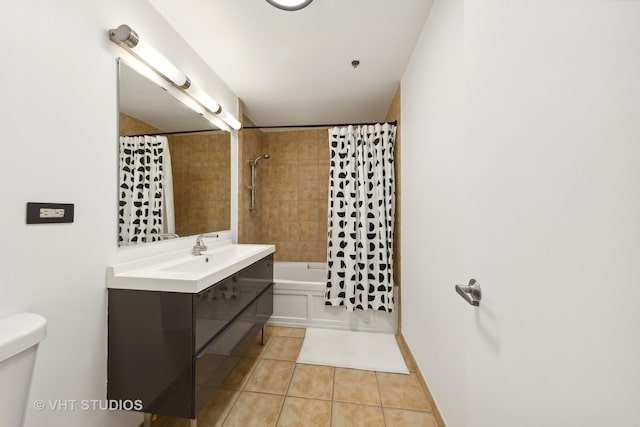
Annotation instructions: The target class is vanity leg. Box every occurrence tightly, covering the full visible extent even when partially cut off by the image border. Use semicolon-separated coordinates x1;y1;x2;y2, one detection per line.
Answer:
143;413;153;427
261;326;265;345
190;419;197;427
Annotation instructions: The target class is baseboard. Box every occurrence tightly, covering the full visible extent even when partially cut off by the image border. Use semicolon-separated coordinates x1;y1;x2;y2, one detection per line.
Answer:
396;334;446;427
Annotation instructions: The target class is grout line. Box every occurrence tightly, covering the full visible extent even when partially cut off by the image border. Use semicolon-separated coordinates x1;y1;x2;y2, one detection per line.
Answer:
237;356;259;391
330;366;336;427
374;371;387;427
217;389;241;427
274;359;298;426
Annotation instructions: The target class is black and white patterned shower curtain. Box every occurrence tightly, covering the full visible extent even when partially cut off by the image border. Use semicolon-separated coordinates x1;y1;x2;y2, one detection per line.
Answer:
118;136;168;245
325;123;396;312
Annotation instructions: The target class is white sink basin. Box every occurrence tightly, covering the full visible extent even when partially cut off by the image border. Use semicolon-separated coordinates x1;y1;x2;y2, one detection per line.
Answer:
107;240;275;293
161;245;261;274
160;256;212;273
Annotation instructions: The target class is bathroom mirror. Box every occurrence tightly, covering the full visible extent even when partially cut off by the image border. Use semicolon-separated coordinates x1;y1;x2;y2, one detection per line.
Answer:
118;60;231;246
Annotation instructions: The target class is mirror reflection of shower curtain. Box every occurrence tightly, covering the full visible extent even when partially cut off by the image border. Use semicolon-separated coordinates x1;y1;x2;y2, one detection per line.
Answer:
162;145;175;235
118;135;174;245
324;123;396;312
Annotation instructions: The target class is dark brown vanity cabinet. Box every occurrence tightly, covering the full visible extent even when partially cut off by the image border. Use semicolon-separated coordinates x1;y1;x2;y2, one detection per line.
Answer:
107;254;274;419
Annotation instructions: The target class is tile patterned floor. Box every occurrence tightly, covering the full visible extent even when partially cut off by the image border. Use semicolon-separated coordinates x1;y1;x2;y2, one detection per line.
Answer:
154;326;438;427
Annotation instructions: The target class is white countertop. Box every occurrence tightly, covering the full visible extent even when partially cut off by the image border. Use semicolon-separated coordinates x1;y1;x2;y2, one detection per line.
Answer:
106;240;275;293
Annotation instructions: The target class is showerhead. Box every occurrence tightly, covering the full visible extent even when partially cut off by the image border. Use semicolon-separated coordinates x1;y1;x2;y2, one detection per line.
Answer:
249;153;270;165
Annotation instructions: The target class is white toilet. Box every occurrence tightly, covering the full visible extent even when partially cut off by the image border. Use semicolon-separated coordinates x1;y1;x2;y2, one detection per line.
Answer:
0;312;47;427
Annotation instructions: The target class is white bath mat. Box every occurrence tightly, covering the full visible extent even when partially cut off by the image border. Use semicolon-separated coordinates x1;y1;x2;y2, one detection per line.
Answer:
297;328;409;374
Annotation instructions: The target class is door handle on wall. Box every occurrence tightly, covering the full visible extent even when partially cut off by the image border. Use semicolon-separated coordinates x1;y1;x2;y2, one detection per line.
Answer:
455;279;482;306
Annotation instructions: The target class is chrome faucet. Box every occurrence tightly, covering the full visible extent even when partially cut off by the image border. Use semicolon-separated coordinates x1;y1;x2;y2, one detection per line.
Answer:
192;233;219;255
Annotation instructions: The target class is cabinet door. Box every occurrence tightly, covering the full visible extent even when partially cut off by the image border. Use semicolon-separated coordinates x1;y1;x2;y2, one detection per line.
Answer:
108;290;193;418
194;255;274;353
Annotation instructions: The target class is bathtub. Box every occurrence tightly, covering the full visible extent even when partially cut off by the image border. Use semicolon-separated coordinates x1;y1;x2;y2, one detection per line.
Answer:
269;262;397;334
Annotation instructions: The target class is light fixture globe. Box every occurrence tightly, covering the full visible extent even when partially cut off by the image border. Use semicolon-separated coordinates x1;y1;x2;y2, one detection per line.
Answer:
265;0;314;11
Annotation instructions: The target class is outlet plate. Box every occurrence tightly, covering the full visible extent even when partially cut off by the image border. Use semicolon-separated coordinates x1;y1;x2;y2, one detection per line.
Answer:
27;202;74;224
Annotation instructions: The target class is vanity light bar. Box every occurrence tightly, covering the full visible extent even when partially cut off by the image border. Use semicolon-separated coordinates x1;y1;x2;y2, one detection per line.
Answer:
217;110;242;131
109;25;190;89
109;24;242;131
187;86;222;115
203;112;232;133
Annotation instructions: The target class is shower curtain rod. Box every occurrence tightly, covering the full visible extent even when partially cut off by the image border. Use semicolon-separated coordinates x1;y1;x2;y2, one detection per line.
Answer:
122;129;226;138
122;120;398;137
242;120;397;130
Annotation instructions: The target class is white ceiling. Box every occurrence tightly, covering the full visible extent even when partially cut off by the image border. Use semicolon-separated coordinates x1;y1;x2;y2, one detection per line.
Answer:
148;0;434;127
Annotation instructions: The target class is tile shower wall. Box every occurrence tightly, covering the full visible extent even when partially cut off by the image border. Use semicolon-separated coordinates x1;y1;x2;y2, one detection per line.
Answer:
169;133;231;237
238;103;401;268
237;120;329;262
261;129;330;262
238;116;266;245
119;112;160;136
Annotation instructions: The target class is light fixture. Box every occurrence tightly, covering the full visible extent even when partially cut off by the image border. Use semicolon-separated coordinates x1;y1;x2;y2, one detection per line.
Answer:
109;24;242;130
186;86;221;115
265;0;314;11
217;110;242;131
109;25;190;89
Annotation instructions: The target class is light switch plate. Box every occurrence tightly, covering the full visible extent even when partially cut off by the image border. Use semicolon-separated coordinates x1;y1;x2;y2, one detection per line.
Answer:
27;202;74;224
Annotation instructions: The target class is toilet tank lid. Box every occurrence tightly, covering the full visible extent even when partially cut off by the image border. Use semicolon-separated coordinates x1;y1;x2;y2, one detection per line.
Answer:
0;312;47;363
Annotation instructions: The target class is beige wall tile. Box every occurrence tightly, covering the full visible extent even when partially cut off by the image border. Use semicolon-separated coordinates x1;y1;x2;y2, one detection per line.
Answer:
299;180;319;201
298;159;319;180
279;202;299;221
278;183;299;201
317;129;330;161
298;138;319;160
238;126;333;263
276;241;298;261
278;221;300;241
119;113;160;136
299;200;319;221
299;221;318;241
318;161;330;183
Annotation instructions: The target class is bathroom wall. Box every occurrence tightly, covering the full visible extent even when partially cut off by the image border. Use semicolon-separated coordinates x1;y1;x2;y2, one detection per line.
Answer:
401;0;466;423
0;1;237;426
402;0;640;425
